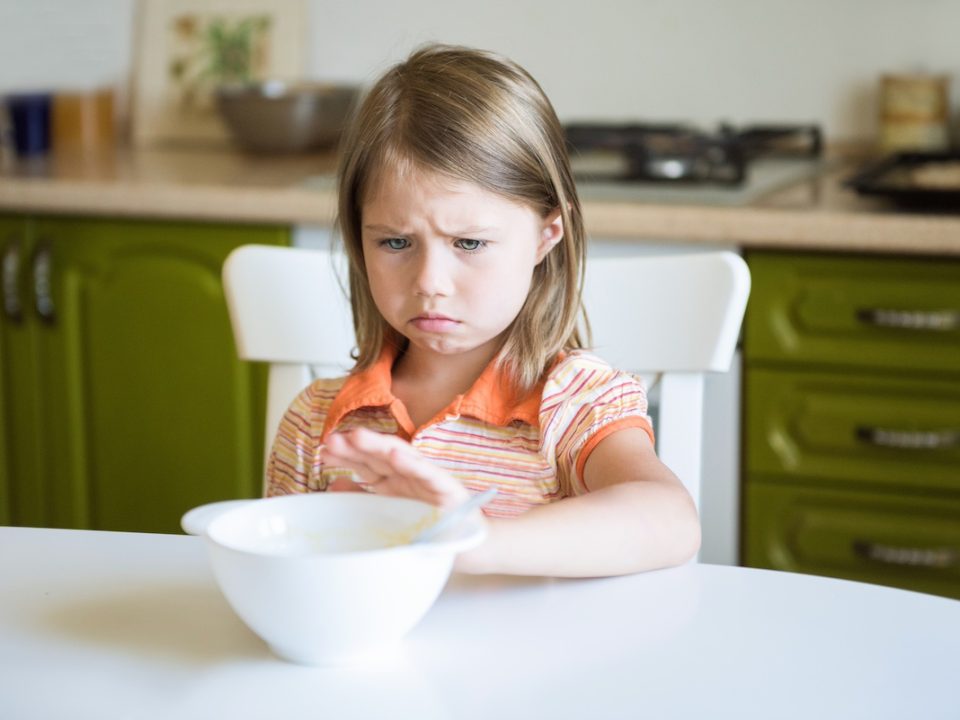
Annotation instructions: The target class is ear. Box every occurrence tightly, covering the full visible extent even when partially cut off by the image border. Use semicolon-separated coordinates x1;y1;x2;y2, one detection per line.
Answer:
535;207;564;263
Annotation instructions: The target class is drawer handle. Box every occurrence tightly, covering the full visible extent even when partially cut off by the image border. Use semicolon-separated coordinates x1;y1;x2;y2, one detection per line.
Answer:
2;236;23;323
853;541;958;569
856;308;960;331
32;240;55;325
856;426;960;450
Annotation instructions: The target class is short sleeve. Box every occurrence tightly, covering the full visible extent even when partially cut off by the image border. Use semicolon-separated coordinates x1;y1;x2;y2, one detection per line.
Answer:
265;377;345;497
538;352;654;497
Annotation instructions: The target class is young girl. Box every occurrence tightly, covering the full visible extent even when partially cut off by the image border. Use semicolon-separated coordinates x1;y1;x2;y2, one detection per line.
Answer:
267;44;700;577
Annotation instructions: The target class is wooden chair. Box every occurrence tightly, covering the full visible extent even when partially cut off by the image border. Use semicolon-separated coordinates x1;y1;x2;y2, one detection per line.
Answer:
222;245;750;510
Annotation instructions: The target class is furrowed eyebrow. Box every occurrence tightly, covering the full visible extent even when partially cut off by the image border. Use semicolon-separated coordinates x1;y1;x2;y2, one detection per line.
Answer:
451;227;495;236
363;224;404;234
362;224;496;236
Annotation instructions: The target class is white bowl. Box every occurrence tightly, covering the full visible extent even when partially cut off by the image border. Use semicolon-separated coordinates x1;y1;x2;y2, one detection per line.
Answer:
182;493;485;665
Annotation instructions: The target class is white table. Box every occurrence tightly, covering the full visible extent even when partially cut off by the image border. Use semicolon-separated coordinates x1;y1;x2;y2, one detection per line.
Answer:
2;526;958;719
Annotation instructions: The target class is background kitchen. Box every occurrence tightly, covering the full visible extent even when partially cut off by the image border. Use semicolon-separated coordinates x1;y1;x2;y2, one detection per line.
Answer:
1;0;959;598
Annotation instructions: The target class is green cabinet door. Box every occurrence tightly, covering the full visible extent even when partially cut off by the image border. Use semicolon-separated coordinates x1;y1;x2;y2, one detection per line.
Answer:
6;216;288;532
0;245;5;524
0;217;12;524
744;252;960;374
0;216;46;526
745;481;960;599
0;215;30;525
746;367;960;495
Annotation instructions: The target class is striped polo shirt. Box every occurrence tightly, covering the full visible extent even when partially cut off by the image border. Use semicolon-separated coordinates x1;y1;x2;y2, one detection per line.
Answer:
266;346;653;517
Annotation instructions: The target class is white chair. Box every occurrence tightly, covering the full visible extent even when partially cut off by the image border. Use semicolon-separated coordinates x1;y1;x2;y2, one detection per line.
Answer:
580;250;750;512
222;244;356;475
222;245;750;510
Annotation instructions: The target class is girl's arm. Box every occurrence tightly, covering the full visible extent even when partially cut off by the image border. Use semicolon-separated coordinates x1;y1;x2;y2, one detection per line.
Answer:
323;427;700;577
455;427;700;577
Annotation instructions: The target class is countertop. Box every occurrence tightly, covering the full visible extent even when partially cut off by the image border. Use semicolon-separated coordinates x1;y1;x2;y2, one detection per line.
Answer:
2;145;959;256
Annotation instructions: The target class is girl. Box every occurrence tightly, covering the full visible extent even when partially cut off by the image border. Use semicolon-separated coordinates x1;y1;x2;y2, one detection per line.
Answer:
267;44;700;577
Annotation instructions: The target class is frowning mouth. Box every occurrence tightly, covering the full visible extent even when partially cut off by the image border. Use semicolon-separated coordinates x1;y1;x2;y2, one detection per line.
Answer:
410;313;460;332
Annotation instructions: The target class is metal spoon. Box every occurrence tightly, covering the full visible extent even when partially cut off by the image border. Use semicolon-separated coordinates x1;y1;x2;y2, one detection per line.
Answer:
410;487;498;544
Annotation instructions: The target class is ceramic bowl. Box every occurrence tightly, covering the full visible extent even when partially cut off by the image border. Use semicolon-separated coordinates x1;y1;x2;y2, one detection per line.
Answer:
182;493;485;665
215;81;359;153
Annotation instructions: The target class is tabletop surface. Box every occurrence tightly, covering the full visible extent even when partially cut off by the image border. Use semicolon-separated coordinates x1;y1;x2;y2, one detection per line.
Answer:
2;525;958;720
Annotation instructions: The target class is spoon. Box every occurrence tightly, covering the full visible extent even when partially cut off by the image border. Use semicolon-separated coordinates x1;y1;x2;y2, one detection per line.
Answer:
410;487;498;544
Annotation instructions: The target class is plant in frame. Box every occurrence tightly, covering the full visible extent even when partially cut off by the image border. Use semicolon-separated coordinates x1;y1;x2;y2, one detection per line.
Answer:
167;14;272;111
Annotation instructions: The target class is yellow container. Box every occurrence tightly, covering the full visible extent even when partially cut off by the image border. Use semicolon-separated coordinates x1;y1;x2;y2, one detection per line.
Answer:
52;88;116;156
879;74;949;152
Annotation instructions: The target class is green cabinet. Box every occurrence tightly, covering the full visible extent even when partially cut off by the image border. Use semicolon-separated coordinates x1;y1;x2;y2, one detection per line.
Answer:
0;294;6;524
743;251;960;600
746;482;960;599
0;216;19;525
745;252;960;374
746;368;960;494
0;215;289;533
0;215;45;527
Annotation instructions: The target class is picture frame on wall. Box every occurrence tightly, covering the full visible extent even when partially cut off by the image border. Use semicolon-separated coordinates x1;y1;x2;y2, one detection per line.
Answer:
131;0;306;147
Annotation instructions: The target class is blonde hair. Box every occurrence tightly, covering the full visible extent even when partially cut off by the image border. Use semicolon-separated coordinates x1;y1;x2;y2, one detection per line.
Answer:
337;43;588;391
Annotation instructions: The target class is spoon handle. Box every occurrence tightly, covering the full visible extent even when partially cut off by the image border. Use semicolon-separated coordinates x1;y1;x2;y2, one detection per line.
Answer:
411;487;498;544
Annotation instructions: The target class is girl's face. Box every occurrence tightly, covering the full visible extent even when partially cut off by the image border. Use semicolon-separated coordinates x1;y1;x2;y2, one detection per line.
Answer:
361;166;562;365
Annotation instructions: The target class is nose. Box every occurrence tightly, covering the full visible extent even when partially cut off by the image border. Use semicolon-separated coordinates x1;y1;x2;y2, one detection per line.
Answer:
412;245;453;298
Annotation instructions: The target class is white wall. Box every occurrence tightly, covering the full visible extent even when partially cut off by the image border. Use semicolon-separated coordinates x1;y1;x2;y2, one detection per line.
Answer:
1;0;958;141
0;0;135;91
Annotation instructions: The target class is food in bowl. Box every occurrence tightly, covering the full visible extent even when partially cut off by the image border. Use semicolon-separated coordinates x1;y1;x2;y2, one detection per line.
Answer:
182;493;485;665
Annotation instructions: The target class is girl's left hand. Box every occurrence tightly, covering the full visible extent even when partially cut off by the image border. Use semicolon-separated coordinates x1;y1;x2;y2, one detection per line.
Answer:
322;428;472;510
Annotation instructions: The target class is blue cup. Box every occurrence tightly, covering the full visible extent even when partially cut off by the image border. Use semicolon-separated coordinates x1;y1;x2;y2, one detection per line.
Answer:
5;93;52;157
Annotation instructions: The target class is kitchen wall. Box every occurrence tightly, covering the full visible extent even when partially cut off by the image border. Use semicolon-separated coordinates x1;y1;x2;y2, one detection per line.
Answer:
1;0;958;142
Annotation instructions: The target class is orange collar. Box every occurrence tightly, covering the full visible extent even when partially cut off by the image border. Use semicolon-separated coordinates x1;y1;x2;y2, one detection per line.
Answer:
322;344;548;439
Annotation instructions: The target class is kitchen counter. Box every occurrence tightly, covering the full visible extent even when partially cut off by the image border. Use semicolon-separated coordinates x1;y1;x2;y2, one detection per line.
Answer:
1;146;959;256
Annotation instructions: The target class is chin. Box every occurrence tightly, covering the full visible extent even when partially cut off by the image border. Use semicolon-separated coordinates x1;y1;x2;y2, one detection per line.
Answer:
409;333;492;357
418;338;470;355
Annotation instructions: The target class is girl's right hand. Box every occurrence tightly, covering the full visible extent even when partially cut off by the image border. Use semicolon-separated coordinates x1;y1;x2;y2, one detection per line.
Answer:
322;428;473;511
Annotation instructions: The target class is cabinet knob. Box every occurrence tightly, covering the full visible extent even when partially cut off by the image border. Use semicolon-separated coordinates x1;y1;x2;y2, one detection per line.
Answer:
32;240;55;325
2;236;23;323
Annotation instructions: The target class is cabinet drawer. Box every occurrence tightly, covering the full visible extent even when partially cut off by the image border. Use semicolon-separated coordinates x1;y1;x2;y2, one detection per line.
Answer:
745;252;960;374
745;481;960;599
746;368;960;494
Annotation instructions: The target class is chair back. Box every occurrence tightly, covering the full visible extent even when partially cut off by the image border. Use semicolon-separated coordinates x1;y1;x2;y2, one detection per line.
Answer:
581;251;750;510
222;245;750;508
222;245;355;472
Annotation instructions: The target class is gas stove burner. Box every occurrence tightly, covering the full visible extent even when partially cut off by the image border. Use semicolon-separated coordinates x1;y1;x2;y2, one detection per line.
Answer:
564;123;822;186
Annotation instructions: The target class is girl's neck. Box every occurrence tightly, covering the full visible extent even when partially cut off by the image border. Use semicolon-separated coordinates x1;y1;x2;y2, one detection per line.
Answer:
394;341;497;396
391;340;501;427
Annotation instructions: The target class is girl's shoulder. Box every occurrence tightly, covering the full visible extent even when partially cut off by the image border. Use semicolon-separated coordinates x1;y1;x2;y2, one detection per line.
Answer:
541;349;647;407
289;375;349;419
545;348;637;383
537;350;651;451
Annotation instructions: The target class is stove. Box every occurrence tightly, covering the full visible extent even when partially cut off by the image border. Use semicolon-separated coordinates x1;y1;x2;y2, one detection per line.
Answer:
565;123;824;206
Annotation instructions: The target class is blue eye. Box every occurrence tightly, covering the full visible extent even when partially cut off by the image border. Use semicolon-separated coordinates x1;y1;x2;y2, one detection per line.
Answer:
382;238;409;250
455;238;486;252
